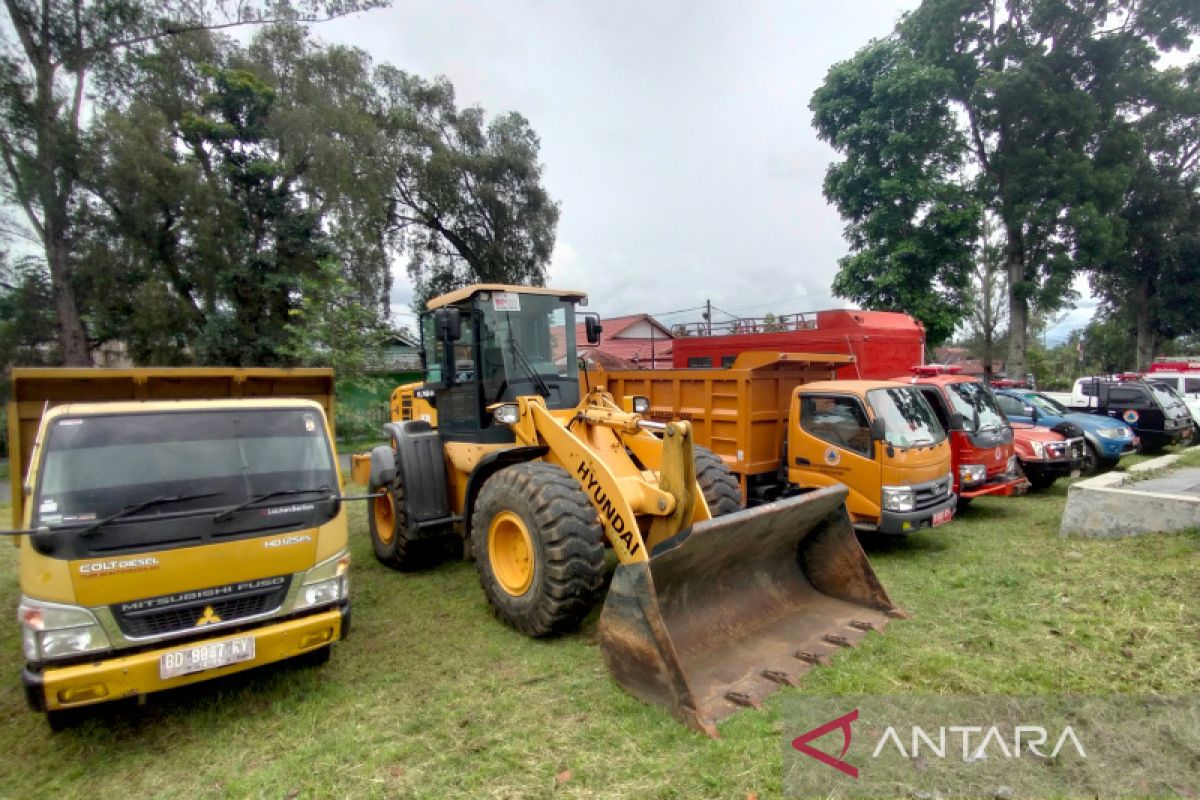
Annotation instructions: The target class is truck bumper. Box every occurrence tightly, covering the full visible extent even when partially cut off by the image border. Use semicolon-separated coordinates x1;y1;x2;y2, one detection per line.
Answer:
24;602;349;713
959;471;1029;499
875;494;958;535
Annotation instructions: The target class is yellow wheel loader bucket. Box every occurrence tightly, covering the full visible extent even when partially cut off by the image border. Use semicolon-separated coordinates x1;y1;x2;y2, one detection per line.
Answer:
598;485;904;737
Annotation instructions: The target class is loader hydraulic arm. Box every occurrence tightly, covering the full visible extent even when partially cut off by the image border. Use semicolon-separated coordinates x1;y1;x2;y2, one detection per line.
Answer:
504;393;702;560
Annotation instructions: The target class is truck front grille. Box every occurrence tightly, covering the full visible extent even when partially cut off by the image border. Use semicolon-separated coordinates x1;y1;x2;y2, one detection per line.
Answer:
111;576;291;639
914;476;953;510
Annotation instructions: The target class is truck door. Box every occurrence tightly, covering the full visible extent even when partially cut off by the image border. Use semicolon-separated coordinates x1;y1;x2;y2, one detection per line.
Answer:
1103;385;1160;439
791;393;882;520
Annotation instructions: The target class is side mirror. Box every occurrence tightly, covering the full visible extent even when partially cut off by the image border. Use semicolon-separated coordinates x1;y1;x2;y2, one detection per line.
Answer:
584;314;603;345
1030;405;1040;423
434;307;462;342
869;417;887;442
948;412;965;430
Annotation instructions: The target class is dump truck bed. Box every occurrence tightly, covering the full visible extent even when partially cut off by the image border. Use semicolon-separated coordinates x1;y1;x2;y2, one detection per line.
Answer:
589;351;853;480
7;367;335;527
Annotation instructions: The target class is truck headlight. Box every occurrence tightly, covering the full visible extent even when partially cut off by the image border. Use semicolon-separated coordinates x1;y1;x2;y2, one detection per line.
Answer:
1030;440;1046;459
958;463;987;485
882;486;915;513
629;395;650;414
1007;455;1017;473
17;596;111;663
492;404;520;425
295;551;351;611
1097;427;1126;439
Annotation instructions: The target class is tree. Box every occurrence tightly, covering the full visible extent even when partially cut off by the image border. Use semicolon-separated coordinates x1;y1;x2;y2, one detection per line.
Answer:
811;37;980;347
377;71;561;309
0;0;386;365
962;217;1008;382
815;1;1200;375
79;26;395;366
1090;62;1200;369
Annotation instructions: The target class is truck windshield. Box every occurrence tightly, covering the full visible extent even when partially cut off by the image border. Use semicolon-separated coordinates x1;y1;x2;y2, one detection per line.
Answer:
477;292;580;409
866;387;945;448
946;382;1007;432
33;408;337;550
1150;383;1187;414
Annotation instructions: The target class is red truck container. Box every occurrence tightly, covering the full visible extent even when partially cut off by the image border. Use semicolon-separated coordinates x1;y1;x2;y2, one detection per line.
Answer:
671;309;925;380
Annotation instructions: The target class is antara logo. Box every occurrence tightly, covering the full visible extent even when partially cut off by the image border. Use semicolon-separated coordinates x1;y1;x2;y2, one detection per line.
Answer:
792;709;1088;778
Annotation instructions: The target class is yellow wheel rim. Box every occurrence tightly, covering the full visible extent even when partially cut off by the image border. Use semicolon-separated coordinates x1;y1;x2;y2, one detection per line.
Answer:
373;493;395;545
488;511;534;596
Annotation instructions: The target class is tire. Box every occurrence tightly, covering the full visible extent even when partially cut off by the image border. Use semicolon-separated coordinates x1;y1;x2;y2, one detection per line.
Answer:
46;708;88;732
1081;442;1100;476
1027;472;1057;491
471;462;605;637
694;445;742;517
367;473;444;571
298;644;332;668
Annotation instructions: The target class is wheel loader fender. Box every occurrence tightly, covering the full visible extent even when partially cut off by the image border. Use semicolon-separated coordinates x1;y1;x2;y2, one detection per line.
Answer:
377;420;452;525
462;446;549;544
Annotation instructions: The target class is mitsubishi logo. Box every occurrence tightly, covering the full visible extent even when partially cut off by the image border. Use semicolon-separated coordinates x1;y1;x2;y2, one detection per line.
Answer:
195;606;222;627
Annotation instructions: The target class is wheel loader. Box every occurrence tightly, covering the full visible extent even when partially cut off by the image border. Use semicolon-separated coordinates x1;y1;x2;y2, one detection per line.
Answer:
356;284;905;735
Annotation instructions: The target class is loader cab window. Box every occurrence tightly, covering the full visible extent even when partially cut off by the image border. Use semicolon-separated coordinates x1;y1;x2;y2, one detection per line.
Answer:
801;395;872;456
477;292;580;411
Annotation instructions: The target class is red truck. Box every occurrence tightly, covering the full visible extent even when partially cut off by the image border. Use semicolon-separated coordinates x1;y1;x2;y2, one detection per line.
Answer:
671;309;925;380
894;366;1030;501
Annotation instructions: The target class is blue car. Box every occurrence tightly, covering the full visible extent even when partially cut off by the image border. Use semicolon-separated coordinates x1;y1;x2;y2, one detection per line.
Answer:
994;389;1138;474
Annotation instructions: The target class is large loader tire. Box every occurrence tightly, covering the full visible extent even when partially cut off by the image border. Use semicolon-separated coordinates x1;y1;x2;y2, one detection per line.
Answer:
367;475;442;571
471;462;606;637
694;446;742;517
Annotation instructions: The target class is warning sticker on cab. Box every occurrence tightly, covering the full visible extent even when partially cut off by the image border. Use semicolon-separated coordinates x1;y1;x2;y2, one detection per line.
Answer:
493;292;521;312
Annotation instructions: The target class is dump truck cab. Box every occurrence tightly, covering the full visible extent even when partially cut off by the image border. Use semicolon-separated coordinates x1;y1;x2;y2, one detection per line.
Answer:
899;366;1028;500
789;380;956;534
7;369;351;729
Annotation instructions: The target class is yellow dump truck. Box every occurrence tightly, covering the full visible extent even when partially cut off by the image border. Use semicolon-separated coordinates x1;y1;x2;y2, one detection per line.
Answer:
593;354;957;534
6;368;351;729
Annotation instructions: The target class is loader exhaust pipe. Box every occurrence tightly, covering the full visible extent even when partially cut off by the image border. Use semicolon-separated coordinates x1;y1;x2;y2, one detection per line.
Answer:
597;485;904;737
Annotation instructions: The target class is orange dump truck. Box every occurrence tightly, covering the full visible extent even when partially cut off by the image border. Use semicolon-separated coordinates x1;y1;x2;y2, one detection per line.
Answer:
590;352;957;534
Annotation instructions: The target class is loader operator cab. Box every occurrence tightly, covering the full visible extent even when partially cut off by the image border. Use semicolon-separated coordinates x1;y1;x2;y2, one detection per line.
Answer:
420;285;592;442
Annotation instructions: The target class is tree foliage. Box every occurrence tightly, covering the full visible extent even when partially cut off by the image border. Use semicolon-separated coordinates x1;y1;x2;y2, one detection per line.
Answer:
812;38;978;346
814;0;1200;373
0;0;387;365
377;71;560;309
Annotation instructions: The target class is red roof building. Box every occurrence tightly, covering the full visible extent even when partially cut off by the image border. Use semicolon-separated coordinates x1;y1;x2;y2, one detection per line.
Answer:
575;314;675;370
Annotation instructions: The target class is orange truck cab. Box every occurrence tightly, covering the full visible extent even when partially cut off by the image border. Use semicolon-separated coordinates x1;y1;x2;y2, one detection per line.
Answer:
789;380;957;534
898;366;1029;500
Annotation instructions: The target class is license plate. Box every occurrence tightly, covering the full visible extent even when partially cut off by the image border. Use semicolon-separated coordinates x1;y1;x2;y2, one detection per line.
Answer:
932;508;953;527
159;636;255;679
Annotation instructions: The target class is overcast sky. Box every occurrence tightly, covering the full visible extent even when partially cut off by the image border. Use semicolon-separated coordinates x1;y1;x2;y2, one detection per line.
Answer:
319;0;1094;342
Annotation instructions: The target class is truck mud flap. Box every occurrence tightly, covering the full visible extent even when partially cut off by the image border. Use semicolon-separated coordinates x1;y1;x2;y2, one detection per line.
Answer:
597;485;905;737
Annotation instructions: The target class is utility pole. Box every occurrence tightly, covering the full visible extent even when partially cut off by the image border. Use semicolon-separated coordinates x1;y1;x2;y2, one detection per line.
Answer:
705;299;712;336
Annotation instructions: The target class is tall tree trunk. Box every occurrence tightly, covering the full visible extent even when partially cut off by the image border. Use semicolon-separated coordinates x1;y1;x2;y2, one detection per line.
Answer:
1005;227;1027;381
46;231;91;365
1134;276;1155;372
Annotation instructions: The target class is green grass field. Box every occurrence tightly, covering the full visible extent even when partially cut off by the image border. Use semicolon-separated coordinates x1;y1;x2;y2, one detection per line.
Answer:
0;452;1196;799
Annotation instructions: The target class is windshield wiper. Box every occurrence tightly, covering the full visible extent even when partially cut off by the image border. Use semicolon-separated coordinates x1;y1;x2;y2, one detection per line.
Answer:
506;330;551;397
213;486;331;523
76;491;225;537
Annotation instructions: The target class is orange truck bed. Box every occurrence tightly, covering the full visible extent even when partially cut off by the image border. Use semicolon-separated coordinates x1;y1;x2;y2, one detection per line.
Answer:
586;351;853;483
